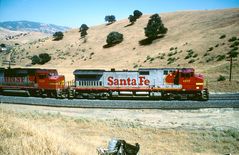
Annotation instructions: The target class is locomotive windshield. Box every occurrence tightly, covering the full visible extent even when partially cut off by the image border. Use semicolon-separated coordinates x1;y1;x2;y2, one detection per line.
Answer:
48;72;57;76
181;68;194;78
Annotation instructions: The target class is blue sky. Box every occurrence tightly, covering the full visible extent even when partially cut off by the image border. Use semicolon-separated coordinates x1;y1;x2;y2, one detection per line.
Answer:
0;0;238;28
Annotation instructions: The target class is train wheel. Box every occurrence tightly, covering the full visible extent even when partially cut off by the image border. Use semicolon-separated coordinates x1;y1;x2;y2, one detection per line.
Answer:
162;92;173;100
201;89;209;101
100;92;109;100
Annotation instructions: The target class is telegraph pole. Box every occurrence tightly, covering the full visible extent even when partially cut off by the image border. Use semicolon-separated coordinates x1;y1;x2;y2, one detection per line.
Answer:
229;56;232;82
2;60;15;69
227;49;238;82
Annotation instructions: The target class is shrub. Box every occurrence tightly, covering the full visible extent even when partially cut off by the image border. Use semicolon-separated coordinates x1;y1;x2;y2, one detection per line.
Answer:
31;53;51;65
167;57;176;64
186;49;194;55
168;52;173;57
192;53;198;58
207;47;214;51
31;55;40;64
39;53;51;64
150;57;155;62
228;36;237;42
106;32;123;45
219;34;226;39
203;52;209;57
184;55;191;59
228;48;239;58
230;41;239;48
133;64;138;68
53;31;64;41
184;50;194;59
144;14;167;39
146;55;151;60
217;75;226;81
169;47;174;51
224;129;239;139
216;55;226;61
0;43;6;47
188;59;195;63
206;57;214;63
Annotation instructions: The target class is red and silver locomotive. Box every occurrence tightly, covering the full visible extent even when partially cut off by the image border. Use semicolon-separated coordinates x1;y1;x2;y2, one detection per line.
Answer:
72;68;209;100
0;68;65;97
0;67;209;100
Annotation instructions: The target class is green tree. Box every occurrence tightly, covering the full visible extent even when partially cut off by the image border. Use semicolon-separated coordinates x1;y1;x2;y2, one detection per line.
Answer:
31;55;40;64
0;43;6;47
128;15;137;24
105;15;116;24
133;10;143;19
106;31;123;45
144;14;167;39
39;53;51;64
53;31;64;41
79;24;89;38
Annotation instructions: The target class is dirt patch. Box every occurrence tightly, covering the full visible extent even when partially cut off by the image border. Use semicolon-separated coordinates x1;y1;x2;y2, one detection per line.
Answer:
2;104;238;130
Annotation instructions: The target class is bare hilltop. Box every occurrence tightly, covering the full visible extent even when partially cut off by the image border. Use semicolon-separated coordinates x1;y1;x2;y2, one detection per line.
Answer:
1;8;239;92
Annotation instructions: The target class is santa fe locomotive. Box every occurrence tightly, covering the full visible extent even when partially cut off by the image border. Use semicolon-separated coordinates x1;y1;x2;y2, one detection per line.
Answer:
0;67;209;100
0;68;65;98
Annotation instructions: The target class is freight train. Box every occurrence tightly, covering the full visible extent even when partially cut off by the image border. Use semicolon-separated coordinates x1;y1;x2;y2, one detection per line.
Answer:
0;67;209;100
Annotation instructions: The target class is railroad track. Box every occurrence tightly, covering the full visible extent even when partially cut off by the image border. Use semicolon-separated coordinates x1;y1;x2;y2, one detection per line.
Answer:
0;94;238;109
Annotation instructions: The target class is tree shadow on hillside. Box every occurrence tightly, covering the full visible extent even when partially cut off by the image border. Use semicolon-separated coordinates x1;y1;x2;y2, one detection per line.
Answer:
139;35;165;46
103;41;123;48
124;23;134;28
103;44;116;48
52;38;63;41
105;22;115;26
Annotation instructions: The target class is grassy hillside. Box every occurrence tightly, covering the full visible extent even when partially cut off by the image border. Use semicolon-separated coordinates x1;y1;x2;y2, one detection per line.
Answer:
0;8;239;92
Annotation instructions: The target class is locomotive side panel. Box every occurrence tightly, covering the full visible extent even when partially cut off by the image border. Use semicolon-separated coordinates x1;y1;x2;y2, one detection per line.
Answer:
1;68;37;87
103;71;141;87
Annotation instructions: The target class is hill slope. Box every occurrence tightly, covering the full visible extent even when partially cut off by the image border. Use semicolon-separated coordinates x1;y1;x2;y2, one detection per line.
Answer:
1;8;239;92
0;27;48;45
0;21;69;34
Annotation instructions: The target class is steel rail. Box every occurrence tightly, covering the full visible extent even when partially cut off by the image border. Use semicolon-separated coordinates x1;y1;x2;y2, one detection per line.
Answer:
0;94;239;109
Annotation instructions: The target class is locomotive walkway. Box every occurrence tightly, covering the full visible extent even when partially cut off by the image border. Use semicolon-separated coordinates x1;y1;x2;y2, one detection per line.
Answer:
0;93;238;109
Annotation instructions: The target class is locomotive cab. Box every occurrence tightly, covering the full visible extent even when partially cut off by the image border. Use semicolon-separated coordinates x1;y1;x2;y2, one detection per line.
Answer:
35;69;65;97
165;68;208;100
166;68;204;90
179;68;204;91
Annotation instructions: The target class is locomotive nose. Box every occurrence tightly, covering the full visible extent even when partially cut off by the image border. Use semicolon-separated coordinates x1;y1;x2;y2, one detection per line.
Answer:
48;75;65;87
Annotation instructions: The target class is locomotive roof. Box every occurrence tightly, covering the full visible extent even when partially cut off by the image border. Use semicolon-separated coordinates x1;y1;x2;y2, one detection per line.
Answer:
73;68;195;75
139;68;194;70
1;68;58;74
74;69;105;75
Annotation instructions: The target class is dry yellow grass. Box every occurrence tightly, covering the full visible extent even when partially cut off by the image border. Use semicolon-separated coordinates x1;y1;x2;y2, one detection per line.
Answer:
1;105;239;155
0;8;239;91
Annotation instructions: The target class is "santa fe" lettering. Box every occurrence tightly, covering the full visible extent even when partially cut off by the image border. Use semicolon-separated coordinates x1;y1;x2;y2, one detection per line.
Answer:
107;76;150;86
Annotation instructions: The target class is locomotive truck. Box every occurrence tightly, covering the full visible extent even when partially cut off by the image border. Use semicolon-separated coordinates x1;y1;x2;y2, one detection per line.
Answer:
0;67;209;100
